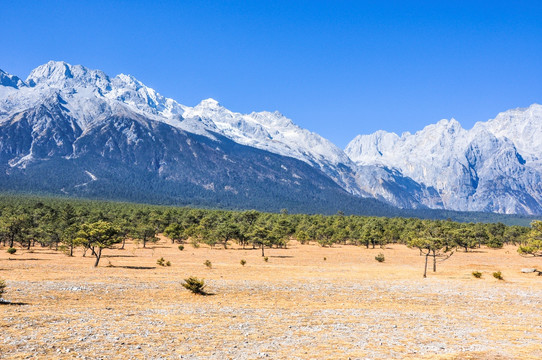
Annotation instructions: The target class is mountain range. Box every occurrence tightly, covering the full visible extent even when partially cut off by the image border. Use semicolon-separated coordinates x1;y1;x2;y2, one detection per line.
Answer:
1;61;541;216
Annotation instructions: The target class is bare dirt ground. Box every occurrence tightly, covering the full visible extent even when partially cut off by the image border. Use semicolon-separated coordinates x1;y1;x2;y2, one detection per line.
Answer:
1;238;541;359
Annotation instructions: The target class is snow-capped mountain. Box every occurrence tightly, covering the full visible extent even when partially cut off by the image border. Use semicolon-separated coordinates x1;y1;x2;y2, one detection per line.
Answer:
0;61;398;215
1;60;541;215
180;98;360;193
346;105;542;215
1;61;359;192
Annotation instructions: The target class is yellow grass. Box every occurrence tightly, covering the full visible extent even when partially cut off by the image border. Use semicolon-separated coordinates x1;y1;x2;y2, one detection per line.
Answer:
1;237;541;359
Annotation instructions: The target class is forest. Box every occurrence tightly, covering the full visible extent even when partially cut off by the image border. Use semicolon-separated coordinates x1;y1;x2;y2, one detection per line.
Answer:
1;195;541;270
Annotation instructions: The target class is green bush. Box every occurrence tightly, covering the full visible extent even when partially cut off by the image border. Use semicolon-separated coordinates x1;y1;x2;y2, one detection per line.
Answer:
263;256;268;262
472;271;482;278
487;239;504;249
157;257;171;267
7;248;16;255
240;259;246;266
493;271;503;280
0;279;5;299
204;260;212;269
375;253;385;263
178;245;184;251
182;276;207;295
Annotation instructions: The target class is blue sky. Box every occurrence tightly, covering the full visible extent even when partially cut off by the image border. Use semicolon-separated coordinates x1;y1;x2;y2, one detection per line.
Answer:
1;1;541;147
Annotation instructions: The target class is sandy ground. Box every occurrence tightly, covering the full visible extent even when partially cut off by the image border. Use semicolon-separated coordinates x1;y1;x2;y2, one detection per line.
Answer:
1;237;541;359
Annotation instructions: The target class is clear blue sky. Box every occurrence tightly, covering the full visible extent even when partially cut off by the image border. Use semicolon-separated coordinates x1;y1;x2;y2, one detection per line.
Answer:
1;1;541;147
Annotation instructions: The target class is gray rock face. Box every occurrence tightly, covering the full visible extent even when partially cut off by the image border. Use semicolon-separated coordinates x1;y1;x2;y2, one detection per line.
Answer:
352;165;443;209
346;105;542;215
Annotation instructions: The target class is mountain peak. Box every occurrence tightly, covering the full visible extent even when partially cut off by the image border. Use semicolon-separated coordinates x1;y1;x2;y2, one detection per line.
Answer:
26;61;110;91
198;98;221;108
27;60;73;85
0;68;27;89
435;117;461;128
114;73;142;87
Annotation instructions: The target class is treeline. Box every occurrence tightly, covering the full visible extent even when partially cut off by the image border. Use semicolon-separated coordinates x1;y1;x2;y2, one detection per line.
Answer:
1;195;540;267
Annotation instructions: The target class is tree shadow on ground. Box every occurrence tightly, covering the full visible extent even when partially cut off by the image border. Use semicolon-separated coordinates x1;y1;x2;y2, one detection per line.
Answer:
102;255;136;258
108;265;156;270
4;258;44;261
0;300;29;306
190;292;215;296
27;251;64;255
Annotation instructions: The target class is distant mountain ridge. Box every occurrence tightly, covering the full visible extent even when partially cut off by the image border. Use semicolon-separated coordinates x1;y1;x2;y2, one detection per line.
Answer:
345;105;542;214
1;61;541;215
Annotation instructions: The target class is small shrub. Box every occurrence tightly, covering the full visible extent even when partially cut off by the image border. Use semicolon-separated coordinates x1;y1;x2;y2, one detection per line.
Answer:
178;245;184;251
157;257;171;267
240;259;246;266
190;239;200;248
7;248;16;255
204;260;212;268
493;271;503;280
182;276;207;295
472;271;482;278
323;257;327;261
263;256;268;262
375;253;385;263
0;279;6;299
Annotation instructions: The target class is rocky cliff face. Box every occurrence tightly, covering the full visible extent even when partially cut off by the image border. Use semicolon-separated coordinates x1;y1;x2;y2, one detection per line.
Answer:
345;105;542;214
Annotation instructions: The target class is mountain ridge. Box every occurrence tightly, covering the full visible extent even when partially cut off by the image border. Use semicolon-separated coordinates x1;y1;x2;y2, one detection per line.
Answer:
346;103;542;214
1;61;542;215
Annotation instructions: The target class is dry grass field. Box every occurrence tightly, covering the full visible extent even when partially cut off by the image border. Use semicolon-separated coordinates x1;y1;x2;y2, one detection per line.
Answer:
1;237;541;359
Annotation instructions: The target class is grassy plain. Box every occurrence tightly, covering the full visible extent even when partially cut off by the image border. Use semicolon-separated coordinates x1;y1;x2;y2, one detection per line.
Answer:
1;237;541;359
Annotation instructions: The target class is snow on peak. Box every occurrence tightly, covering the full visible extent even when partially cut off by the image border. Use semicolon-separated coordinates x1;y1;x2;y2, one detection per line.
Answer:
114;73;140;86
27;60;72;84
433;117;462;131
179;98;357;191
0;69;27;89
482;103;542;162
5;61;188;127
198;98;221;108
108;73;186;118
27;61;110;91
